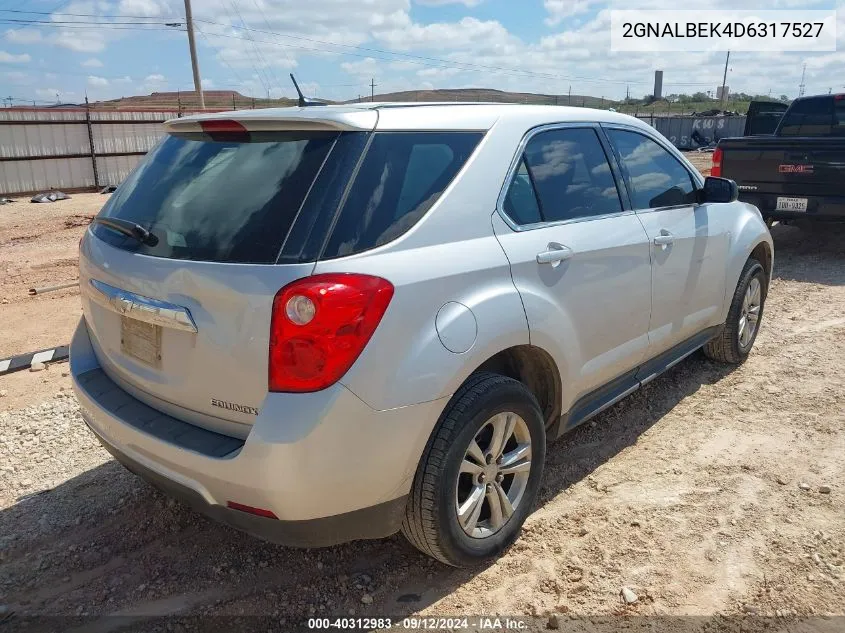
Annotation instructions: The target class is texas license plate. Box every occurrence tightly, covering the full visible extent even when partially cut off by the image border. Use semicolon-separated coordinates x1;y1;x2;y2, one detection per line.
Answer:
120;316;161;367
776;197;808;212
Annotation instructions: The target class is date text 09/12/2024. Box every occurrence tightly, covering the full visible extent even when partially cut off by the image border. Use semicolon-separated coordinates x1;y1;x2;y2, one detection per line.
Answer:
307;617;529;630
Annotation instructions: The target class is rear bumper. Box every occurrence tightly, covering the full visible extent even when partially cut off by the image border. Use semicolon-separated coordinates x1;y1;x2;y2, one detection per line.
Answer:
70;318;445;547
738;192;845;221
91;425;407;547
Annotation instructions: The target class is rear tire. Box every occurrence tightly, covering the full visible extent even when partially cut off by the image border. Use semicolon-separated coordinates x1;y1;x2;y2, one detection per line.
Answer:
401;372;546;567
703;258;767;364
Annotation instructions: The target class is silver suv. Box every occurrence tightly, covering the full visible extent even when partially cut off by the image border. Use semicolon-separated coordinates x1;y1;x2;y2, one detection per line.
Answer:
71;103;773;567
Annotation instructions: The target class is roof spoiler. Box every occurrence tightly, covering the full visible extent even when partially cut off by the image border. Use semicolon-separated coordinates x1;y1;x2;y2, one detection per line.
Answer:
290;74;328;107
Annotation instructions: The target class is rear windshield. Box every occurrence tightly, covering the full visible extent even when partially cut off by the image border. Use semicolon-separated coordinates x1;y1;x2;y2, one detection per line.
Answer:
92;131;339;264
92;128;483;264
778;96;845;137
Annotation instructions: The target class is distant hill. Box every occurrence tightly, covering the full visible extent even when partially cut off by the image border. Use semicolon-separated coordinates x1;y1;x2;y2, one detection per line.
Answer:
92;90;297;111
88;87;614;111
348;88;609;108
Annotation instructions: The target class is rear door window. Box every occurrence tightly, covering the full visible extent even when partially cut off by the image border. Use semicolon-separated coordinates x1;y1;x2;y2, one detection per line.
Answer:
503;158;543;225
778;96;845;137
501;127;623;225
606;129;697;209
321;132;482;258
92;131;340;264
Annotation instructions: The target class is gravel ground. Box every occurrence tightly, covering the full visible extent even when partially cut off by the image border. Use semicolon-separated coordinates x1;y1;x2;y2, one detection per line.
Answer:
1;181;844;631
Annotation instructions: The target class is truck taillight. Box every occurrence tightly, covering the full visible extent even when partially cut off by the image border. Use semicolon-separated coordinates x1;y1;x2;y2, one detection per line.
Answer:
711;147;723;177
268;274;394;392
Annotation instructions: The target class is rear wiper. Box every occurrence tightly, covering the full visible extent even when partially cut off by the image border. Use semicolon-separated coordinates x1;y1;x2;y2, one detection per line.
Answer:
91;217;158;246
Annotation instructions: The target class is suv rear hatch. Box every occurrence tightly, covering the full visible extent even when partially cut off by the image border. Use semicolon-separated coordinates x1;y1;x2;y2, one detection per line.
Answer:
80;112;376;436
79;109;484;437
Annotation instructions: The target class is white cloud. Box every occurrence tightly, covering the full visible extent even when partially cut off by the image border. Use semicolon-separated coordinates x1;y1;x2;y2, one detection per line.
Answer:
9;0;845;103
87;75;109;86
417;66;461;79
51;30;106;53
35;88;74;101
543;0;602;26
82;58;103;67
118;0;170;17
201;77;215;88
341;57;380;77
141;73;168;92
4;70;30;84
415;0;483;6
0;51;31;63
5;29;42;44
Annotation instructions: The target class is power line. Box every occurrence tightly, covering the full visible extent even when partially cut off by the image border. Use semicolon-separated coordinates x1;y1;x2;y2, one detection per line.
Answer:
251;0;296;80
195;23;253;93
195;19;716;87
0;9;171;18
230;0;280;96
3;8;715;87
217;1;270;96
0;21;183;32
0;18;178;25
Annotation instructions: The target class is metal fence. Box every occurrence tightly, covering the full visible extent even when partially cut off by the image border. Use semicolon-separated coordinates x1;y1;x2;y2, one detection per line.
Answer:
0;107;206;195
0;106;748;195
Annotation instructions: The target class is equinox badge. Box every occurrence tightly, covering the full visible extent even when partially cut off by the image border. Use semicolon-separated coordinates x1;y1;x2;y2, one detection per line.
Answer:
211;398;259;416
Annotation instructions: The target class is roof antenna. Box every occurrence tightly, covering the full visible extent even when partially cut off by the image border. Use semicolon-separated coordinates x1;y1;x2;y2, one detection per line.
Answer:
289;73;327;107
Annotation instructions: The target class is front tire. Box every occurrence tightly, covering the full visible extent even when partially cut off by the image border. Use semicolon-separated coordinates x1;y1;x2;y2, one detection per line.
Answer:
402;372;546;567
703;258;767;364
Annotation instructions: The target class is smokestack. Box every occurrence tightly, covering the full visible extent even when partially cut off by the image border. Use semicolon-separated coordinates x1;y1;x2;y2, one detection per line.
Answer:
654;70;664;99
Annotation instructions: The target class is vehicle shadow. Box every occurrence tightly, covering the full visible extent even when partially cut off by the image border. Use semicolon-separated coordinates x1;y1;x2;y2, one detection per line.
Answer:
769;222;845;286
0;353;735;628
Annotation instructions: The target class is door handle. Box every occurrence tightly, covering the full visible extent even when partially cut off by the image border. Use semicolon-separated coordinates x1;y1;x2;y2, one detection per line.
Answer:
653;232;674;247
536;242;573;265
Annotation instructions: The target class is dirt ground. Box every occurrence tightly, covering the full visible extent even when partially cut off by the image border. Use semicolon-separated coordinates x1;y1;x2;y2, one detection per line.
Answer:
1;160;844;631
0;193;104;410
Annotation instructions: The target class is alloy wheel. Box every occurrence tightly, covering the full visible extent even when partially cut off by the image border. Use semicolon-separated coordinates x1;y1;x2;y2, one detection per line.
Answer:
455;412;532;538
739;276;762;348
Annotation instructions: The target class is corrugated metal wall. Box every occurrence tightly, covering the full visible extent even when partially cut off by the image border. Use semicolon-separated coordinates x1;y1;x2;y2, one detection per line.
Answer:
0;108;194;195
0;108;750;195
636;115;746;149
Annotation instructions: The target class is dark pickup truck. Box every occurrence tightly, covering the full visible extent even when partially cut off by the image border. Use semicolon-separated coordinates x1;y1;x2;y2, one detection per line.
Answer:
714;94;845;224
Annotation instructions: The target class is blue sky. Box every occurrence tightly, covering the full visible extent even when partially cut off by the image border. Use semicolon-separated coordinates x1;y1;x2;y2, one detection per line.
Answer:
0;0;842;106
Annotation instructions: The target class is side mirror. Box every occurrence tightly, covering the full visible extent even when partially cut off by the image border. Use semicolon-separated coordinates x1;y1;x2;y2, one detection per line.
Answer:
701;176;738;203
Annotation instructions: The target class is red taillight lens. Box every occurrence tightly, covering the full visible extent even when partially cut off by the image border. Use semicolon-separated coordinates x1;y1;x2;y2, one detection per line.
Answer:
199;119;249;141
226;501;278;519
200;119;247;134
269;273;394;392
711;146;723;177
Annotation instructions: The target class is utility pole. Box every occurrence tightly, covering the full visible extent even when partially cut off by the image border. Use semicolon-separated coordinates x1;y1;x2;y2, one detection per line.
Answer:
568;85;571;105
370;78;377;102
720;50;730;108
626;85;630;102
183;0;205;109
798;63;806;97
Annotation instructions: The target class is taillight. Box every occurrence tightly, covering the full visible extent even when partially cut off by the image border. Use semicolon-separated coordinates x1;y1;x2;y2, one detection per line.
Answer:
711;146;723;177
199;119;248;141
269;274;394;392
226;501;278;519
